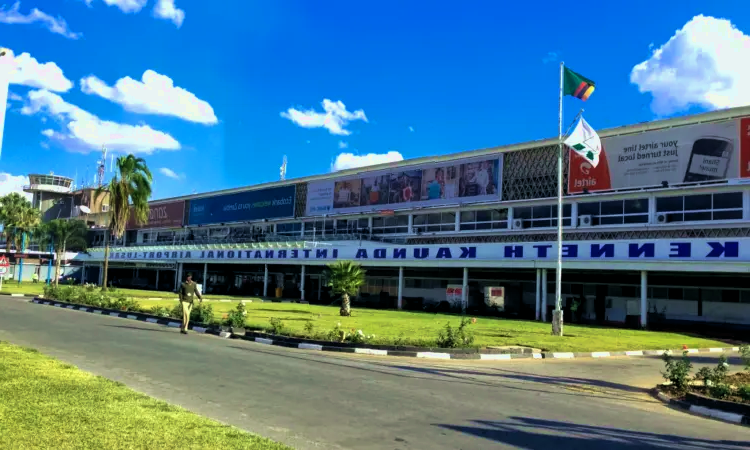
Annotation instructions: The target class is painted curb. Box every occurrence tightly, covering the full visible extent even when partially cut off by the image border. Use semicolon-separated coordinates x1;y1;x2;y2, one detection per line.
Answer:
28;297;743;362
651;388;750;426
0;293;37;298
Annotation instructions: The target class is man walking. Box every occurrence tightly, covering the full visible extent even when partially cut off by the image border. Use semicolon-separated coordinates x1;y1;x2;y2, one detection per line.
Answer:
178;273;203;334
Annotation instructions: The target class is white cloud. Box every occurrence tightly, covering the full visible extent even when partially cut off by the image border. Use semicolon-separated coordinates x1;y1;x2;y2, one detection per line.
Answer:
86;0;149;14
21;89;181;154
338;140;348;149
158;167;182;180
408;126;414;132
281;99;367;136
630;15;750;115
332;151;403;171
7;91;23;102
80;70;217;125
9;52;73;92
0;2;81;39
542;51;558;63
153;0;184;27
0;172;31;200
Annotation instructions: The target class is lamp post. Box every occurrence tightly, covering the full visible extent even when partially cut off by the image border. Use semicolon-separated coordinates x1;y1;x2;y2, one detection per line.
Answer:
47;242;53;285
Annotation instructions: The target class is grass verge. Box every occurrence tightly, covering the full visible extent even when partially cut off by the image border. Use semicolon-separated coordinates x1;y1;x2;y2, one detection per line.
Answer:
146;299;734;353
0;281;251;301
0;341;290;450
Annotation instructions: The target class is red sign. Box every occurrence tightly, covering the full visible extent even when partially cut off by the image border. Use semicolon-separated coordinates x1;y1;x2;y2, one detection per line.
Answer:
740;118;750;179
127;201;185;230
0;256;8;267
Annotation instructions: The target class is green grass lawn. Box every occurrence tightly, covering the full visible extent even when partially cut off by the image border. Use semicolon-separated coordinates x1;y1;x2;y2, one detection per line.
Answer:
0;281;251;301
145;299;733;353
0;341;290;450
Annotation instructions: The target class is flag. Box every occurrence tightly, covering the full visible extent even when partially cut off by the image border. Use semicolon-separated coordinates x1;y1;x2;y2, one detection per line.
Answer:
564;117;602;167
563;67;595;101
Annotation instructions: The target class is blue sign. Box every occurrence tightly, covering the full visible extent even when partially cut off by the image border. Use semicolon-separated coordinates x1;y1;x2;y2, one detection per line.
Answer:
187;185;296;226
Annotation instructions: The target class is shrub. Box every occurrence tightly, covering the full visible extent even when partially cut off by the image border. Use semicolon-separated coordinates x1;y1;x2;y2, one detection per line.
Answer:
325;323;346;342
695;367;713;386
709;383;732;400
348;329;374;345
190;303;215;325
436;318;475;348
303;320;315;336
738;385;750;401
662;351;692;392
108;296;141;312
741;344;750;371
169;304;183;319
224;302;247;329
268;317;285;335
148;306;171;317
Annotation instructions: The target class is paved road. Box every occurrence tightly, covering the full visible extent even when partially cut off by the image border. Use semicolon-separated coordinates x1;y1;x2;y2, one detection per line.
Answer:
1;296;748;449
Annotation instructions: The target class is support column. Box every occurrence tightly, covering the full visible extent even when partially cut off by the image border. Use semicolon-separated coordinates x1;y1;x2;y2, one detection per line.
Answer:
640;270;648;329
263;264;269;297
462;267;469;313
535;268;542;320
155;269;160;291
202;262;208;294
454;211;460;232
98;263;104;286
398;266;404;310
300;265;306;301
407;214;413;235
541;269;548;322
82;265;86;284
175;263;183;291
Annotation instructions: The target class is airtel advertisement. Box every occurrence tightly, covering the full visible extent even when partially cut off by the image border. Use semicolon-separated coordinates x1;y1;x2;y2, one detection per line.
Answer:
568;117;750;194
127;201;185;230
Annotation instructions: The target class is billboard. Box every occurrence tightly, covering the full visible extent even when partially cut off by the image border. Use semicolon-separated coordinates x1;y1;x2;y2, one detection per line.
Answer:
306;156;502;216
127;201;185;230
187;185;296;226
568;118;750;194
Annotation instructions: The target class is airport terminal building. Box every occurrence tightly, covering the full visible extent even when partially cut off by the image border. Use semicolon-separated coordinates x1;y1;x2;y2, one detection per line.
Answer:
76;106;750;329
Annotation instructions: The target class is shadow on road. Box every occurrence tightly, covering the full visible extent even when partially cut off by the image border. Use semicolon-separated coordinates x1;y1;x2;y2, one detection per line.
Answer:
102;324;175;333
434;417;749;449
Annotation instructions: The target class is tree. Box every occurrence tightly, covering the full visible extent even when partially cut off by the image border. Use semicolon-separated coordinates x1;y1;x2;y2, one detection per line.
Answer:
325;261;366;317
0;193;39;250
36;219;88;286
95;154;152;290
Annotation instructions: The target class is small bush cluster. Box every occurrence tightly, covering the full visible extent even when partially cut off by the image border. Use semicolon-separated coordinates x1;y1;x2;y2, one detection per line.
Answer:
661;351;693;392
44;284;140;312
323;323;374;344
224;302;248;329
661;350;750;403
268;317;286;335
436;318;475;348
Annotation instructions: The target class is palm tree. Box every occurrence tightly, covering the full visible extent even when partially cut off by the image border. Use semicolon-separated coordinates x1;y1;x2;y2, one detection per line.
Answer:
325;261;366;317
95;154;152;290
36;219;88;286
0;193;36;250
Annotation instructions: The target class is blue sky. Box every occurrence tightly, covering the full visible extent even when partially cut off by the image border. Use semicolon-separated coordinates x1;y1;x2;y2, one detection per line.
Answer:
1;0;749;200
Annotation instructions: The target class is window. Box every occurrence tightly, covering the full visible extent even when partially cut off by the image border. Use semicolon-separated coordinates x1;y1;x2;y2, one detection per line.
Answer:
413;212;455;233
578;198;648;225
656;192;743;222
372;215;409;234
514;204;571;228
276;222;301;236
459;208;509;231
101;204;109;212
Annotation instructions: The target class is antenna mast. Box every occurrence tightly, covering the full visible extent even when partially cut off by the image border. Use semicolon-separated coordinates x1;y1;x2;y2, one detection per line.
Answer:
97;145;107;187
280;155;287;181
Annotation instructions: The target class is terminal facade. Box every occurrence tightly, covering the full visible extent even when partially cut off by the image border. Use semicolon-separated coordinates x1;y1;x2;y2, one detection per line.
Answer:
76;106;750;329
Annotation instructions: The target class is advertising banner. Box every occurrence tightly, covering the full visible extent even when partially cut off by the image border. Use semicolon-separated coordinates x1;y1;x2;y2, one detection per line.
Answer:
187;185;296;226
568;118;750;194
306;156;502;216
127;201;185;230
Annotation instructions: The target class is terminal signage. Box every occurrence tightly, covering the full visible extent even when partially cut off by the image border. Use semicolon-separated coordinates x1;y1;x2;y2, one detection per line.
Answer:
306;156;503;216
88;238;749;264
187;185;296;226
568;117;750;194
127;201;185;230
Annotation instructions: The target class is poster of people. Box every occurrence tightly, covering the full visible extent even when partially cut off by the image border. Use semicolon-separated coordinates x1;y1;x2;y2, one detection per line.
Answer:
305;156;503;216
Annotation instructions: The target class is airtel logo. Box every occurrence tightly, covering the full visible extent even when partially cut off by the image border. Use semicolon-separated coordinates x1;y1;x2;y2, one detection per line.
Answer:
579;161;593;175
148;206;169;220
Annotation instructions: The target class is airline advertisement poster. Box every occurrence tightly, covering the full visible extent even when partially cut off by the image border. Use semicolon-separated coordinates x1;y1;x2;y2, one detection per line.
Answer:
568;118;750;194
306;156;502;216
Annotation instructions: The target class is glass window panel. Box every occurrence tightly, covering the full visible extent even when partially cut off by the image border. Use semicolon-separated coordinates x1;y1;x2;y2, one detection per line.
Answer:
578;202;599;216
656;196;683;212
713;210;742;220
713;192;743;210
514;207;532;219
624;214;648;224
476;210;492;222
600;201;623;215
413;214;426;225
532;205;552;219
396;215;409;226
684;194;711;211
684;211;711;221
460;211;475;222
624;199;648;214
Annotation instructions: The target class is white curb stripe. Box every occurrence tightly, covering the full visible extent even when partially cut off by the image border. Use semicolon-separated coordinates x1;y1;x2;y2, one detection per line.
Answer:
167;322;181;328
53;303;61;307
126;315;138;320
689;405;743;423
480;353;512;360
708;348;723;353
66;305;75;309
146;318;159;323
219;331;232;338
255;338;273;345
93;310;102;314
551;352;575;359
731;347;740;352
591;352;611;358
192;327;208;333
532;353;543;359
685;349;699;354
109;312;120;317
79;308;89;312
44;301;51;305
32;299;40;303
416;352;451;359
10;293;24;297
625;350;643;356
219;300;231;302
298;343;323;351
355;348;388;356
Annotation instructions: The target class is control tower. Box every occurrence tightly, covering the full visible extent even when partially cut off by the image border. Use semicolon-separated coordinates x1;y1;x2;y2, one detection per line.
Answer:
24;173;74;220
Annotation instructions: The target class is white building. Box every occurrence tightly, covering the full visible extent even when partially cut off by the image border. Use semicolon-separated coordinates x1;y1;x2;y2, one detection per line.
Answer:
77;106;750;330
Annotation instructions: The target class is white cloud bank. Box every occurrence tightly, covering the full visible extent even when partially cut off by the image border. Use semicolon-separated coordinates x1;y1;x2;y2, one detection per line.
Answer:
84;0;148;14
80;70;217;124
332;151;403;171
158;167;182;180
631;15;750;115
22;89;181;154
281;99;367;136
153;0;184;27
9;52;73;92
0;2;81;39
0;172;31;200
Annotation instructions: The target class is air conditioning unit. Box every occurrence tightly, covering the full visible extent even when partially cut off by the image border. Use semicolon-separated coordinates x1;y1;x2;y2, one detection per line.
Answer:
578;215;592;227
655;213;668;224
512;218;525;229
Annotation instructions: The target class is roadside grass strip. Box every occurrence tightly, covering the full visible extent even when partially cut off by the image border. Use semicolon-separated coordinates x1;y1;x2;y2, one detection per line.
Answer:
0;341;291;450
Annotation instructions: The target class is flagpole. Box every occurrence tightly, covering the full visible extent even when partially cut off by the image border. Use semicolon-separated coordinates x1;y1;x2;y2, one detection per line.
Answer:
554;61;564;336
